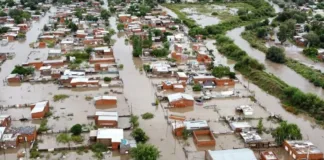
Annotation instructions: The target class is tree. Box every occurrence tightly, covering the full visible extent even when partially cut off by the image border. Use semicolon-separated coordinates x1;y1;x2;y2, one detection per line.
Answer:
117;23;124;31
85;47;93;54
132;36;143;57
17;33;26;39
151;48;168;57
130;143;160;160
100;9;110;20
11;66;34;75
67;21;78;32
257;119;263;134
192;84;202;91
163;41;170;49
257;27;267;39
0;27;10;34
70;124;82;135
272;121;302;145
266;46;286;63
278;24;288;44
43;25;49;31
104;77;112;82
305;32;320;47
0;11;7;17
303;47;318;57
103;34;111;45
86;14;98;22
131;128;149;143
212;65;235;78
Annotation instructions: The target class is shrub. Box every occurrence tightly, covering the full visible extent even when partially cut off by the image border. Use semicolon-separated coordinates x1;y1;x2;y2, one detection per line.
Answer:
130;115;139;128
70;124;82;135
11;66;34;75
104;77;112;82
266;46;286;63
71;135;84;143
53;94;69;102
192;84;202;91
141;112;154;119
56;133;71;143
131;128;149;143
91;143;108;153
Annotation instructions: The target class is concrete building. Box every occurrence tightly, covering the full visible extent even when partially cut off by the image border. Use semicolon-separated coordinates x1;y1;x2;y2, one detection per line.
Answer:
205;148;257;160
30;101;50;119
95;111;118;128
167;93;194;108
90;128;124;150
93;96;117;105
0;115;11;128
283;140;323;160
260;151;279;160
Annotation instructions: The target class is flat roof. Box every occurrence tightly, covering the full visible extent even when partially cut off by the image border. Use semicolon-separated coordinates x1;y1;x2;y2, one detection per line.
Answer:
177;72;187;78
183;120;209;130
207;148;257;160
285;140;323;155
167;93;194;102
93;96;117;101
96;128;123;142
31;101;48;114
96;111;118;121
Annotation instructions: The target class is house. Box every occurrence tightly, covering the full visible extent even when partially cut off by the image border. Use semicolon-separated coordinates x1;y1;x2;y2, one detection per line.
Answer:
193;130;216;147
171;120;209;136
161;81;186;92
236;105;253;116
283;140;323;160
6;74;21;83
214;77;235;86
0;128;16;148
94;96;117;105
120;139;137;154
4;33;17;41
70;77;99;88
167;93;194;108
93;46;113;55
48;49;62;57
51;69;61;79
76;30;87;38
30;101;50;119
11;126;37;144
197;51;212;65
119;14;131;23
90;128;124;150
0;115;11;128
40;66;52;76
95;111;118;128
230;122;252;132
176;72;188;81
150;62;171;75
240;131;262;143
205;148;257;160
260;151;279;160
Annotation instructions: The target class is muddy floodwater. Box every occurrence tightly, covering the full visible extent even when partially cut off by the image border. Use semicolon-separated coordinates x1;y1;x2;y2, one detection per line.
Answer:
227;27;324;98
181;8;221;27
161;2;324;152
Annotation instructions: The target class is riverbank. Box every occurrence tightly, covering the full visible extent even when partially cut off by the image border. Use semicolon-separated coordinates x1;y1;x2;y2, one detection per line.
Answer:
241;27;324;89
164;1;324;125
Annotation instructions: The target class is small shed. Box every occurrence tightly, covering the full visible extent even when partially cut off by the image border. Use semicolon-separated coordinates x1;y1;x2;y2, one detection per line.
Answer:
95;111;118;128
30;101;49;119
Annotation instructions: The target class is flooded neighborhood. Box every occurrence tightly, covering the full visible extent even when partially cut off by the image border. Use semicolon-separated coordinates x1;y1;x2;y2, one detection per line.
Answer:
0;0;324;160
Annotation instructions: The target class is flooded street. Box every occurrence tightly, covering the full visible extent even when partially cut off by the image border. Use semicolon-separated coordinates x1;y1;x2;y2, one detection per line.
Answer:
109;16;187;159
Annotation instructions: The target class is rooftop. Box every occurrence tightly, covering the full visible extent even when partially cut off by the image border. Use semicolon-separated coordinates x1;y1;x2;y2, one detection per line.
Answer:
167;93;194;102
31;101;48;114
95;111;118;121
285;140;323;155
207;148;257;160
96;128;123;142
93;96;117;101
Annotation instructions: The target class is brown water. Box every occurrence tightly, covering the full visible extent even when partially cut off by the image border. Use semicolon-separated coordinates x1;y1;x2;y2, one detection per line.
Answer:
109;15;187;159
226;27;324;98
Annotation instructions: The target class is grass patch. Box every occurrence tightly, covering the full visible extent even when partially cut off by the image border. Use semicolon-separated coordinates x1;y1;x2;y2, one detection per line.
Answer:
53;94;69;102
56;133;71;144
241;30;268;53
130;115;139;128
85;96;93;101
141;112;154;120
38;119;49;133
286;59;324;88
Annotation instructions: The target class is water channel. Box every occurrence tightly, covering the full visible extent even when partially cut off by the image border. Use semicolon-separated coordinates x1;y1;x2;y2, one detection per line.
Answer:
162;2;324;152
